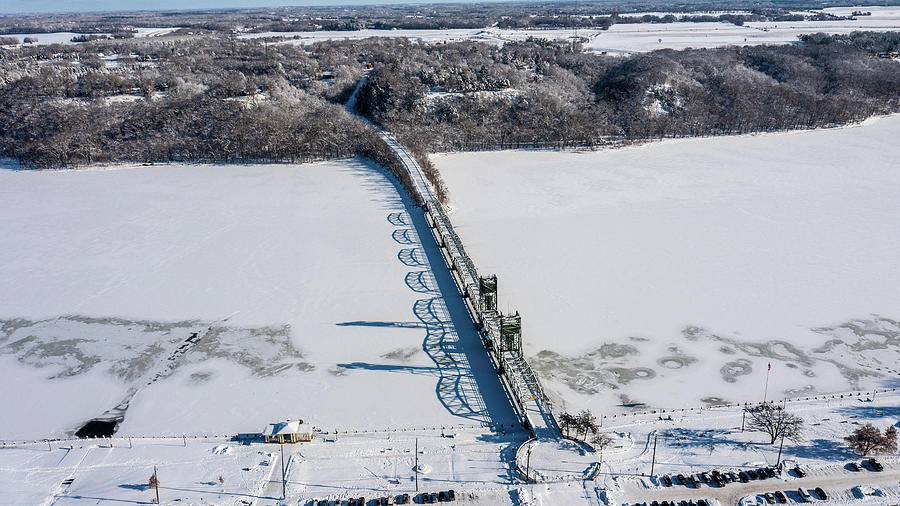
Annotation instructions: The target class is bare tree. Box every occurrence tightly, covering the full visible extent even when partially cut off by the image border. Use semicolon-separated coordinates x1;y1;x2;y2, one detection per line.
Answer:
744;404;803;444
576;410;598;441
845;424;898;455
558;412;575;438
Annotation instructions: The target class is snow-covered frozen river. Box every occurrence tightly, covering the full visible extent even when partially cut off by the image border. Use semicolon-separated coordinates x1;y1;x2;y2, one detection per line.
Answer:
0;159;517;439
437;115;900;418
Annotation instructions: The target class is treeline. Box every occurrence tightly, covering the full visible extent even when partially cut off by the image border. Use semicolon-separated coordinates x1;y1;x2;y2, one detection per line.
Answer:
354;32;900;152
0;35;422;199
3;30;899;204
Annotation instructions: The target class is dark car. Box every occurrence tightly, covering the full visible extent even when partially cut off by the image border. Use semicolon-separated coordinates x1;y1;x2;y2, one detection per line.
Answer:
747;469;758;479
662;475;673;487
676;474;687;485
847;461;861;472
728;471;739;483
757;468;769;479
774;491;787;503
689;475;700;487
867;458;884;471
398;493;410;504
793;466;806;478
421;493;432;504
447;490;455;501
697;501;709;506
763;492;776;504
765;467;777;478
814;487;828;500
738;471;749;482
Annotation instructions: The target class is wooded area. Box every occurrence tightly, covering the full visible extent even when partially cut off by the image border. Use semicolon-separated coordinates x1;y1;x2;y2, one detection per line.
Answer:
1;31;898;190
355;32;900;152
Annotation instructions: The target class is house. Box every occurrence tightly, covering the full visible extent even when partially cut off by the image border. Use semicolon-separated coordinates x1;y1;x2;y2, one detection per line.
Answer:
263;420;313;444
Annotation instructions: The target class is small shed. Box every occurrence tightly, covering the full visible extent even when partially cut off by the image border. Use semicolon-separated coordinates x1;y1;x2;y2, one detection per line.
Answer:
263;420;313;444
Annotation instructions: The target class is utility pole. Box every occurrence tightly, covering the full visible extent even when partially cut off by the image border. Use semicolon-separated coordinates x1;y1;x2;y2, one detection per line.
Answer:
153;466;160;505
414;438;419;492
763;363;772;402
776;431;785;469
525;442;533;484
280;443;286;499
741;405;746;432
649;431;659;476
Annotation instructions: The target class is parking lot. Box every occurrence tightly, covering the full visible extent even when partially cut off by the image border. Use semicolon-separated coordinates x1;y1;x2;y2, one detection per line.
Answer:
620;458;900;505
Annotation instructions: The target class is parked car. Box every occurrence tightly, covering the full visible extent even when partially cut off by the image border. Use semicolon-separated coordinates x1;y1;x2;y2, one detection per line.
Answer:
689;475;700;487
447;490;455;501
747;469;758;479
765;467;777;478
738;471;749;482
763;492;776;504
728;471;739;483
698;501;709;506
798;487;812;501
847;461;860;472
774;491;787;503
662;475;673;487
756;468;769;479
676;474;687;485
867;458;884;471
793;465;806;477
398;493;410;504
814;487;828;500
700;472;711;484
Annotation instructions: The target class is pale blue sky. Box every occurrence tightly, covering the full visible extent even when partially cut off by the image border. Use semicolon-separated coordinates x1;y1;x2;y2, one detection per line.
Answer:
2;0;497;15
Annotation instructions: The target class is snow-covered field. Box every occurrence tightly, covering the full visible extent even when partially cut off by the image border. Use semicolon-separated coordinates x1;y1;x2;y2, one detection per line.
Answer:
2;27;178;45
0;159;517;440
242;6;900;55
436;115;900;419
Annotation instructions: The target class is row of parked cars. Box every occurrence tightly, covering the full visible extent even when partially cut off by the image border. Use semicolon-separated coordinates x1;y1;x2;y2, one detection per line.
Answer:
661;465;792;489
848;458;884;472
631;500;711;506
310;491;455;506
759;487;828;503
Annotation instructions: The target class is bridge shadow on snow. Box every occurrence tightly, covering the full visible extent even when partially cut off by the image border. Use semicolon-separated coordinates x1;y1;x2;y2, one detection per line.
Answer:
336;321;425;329
340;161;519;428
